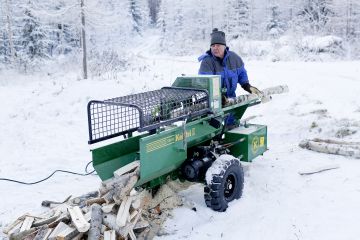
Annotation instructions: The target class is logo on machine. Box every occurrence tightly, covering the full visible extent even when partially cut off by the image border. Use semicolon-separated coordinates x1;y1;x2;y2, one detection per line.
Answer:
252;136;265;154
175;128;196;142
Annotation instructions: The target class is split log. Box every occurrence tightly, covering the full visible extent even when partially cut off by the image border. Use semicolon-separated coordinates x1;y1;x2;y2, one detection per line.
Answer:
116;196;132;227
104;230;116;240
118;210;142;239
19;216;35;232
88;204;102;240
100;170;139;197
101;203;116;214
48;222;77;240
113;175;139;204
41;195;72;208
9;227;39;240
71;233;84;240
67;206;90;233
85;197;106;206
47;213;70;228
113;161;140;178
33;226;53;240
71;191;99;206
133;221;149;231
3;218;23;235
33;213;60;227
128;229;136;240
299;139;360;159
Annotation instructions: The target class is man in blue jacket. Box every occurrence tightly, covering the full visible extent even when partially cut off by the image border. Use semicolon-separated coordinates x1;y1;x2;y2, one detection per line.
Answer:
198;28;261;98
198;28;261;126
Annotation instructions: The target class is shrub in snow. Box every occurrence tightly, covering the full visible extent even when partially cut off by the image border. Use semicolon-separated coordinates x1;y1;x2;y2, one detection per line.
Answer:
297;35;345;60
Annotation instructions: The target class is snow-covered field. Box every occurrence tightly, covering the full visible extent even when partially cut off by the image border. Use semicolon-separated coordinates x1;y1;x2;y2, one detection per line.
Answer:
1;57;360;240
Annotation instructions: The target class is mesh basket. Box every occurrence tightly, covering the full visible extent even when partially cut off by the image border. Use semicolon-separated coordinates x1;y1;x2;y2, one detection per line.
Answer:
88;87;210;144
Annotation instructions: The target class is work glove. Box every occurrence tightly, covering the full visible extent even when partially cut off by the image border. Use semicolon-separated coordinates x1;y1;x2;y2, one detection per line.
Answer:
249;86;263;97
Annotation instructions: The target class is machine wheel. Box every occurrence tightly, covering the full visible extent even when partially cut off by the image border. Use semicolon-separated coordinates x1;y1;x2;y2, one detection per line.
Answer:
204;155;244;212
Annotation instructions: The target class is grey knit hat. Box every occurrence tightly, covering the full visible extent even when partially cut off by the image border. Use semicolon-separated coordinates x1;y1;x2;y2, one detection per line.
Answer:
210;28;226;46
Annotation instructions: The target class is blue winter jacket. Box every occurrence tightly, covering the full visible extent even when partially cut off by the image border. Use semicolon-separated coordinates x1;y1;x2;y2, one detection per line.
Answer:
198;47;249;98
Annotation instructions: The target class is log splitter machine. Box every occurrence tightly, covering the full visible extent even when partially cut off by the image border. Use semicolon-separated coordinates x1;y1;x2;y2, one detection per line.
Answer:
87;75;288;211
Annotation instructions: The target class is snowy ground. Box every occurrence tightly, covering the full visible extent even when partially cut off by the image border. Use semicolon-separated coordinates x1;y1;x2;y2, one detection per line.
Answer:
1;56;360;240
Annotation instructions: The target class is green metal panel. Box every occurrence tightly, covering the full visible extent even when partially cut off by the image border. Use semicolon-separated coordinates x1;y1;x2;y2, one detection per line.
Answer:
224;124;267;162
136;117;222;186
172;75;222;113
92;134;147;180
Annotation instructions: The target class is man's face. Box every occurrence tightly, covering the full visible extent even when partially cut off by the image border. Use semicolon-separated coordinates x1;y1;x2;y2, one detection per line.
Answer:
211;44;226;59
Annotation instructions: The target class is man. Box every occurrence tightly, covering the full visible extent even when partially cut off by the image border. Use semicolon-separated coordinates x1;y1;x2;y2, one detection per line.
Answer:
198;28;262;99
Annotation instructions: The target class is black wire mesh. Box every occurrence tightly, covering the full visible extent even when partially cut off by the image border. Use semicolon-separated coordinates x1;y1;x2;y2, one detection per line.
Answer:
88;87;210;144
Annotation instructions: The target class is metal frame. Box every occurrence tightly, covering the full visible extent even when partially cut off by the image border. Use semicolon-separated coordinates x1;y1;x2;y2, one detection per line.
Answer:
88;87;211;144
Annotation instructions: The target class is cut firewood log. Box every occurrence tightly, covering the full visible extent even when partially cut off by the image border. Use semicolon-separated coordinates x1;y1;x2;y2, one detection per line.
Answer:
71;233;84;240
41;195;72;208
48;213;70;228
131;198;141;210
48;222;77;240
113;175;139;204
129;210;138;222
9;227;39;240
71;191;99;206
33;212;60;227
118;210;142;239
19;216;35;232
133;220;149;231
102;189;116;204
116;196;132;227
128;229;136;240
104;230;116;240
67;206;90;233
99;170;138;197
101;203;116;214
33;226;53;240
85;197;106;206
113;161;140;178
88;203;103;240
3;218;23;235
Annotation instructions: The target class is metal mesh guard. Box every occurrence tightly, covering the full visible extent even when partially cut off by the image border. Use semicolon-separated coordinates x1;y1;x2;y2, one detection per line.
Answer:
88;87;209;144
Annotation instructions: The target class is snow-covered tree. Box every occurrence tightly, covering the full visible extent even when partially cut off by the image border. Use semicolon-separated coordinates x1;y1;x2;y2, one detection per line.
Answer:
297;0;335;34
129;0;143;35
148;0;161;26
225;0;251;39
20;7;48;59
267;3;286;38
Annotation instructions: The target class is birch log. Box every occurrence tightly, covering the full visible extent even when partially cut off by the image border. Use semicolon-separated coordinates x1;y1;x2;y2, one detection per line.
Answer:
88;204;102;240
299;139;360;159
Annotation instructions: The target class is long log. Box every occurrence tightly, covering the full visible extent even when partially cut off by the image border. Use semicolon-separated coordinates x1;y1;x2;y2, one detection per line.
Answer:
299;139;360;159
88;204;103;240
33;213;60;227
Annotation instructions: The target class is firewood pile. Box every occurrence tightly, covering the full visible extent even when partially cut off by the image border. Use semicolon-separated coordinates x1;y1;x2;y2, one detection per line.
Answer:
2;164;190;240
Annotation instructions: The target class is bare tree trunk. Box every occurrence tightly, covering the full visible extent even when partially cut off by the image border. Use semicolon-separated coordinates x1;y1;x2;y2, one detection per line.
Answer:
5;0;15;63
81;0;88;79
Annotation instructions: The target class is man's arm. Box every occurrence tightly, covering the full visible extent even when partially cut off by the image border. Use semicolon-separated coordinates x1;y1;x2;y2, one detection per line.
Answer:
198;58;214;75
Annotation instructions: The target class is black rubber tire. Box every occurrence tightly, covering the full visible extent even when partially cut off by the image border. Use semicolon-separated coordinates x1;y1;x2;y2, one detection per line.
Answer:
204;158;244;212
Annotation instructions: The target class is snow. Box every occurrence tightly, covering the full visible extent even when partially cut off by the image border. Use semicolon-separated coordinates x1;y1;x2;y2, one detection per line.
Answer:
1;56;360;240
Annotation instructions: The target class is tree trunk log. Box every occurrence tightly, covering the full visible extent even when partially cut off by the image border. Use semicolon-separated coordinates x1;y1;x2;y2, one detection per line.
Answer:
88;204;102;240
